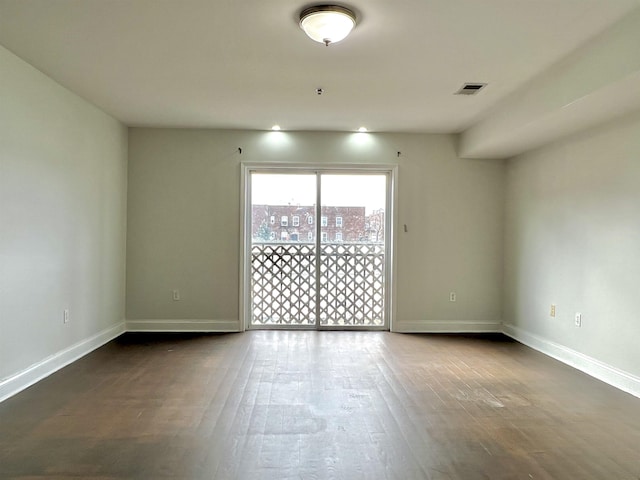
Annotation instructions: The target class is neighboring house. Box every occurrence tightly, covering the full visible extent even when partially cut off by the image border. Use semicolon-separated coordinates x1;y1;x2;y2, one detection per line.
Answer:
365;208;385;242
252;204;369;242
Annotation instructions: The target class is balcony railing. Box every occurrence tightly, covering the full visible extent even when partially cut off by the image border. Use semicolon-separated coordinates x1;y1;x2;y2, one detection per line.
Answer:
251;242;385;327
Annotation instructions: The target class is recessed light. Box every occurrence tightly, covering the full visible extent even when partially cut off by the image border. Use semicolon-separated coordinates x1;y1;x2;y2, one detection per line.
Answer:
357;127;368;132
271;125;281;131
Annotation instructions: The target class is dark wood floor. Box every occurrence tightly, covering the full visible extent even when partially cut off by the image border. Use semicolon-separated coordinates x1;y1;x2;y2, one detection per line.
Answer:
1;331;639;480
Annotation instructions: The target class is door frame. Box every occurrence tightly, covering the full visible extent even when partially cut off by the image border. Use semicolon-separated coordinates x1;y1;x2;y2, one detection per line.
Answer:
239;163;398;331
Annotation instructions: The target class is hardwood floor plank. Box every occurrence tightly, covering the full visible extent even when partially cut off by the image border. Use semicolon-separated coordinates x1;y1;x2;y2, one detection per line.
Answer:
1;331;639;479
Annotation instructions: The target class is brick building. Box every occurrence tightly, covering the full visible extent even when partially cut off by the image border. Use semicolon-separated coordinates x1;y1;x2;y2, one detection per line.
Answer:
252;204;367;242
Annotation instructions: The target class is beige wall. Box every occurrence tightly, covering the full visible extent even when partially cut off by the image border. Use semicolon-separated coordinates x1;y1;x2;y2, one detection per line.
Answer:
126;129;505;332
504;111;640;385
0;45;128;397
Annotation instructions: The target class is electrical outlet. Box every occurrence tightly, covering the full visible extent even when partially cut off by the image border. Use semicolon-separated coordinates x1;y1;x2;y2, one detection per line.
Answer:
172;290;180;301
449;292;457;302
63;309;69;324
575;312;582;327
550;304;556;317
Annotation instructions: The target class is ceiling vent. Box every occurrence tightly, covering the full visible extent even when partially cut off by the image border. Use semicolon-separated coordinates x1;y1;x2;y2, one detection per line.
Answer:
455;83;487;95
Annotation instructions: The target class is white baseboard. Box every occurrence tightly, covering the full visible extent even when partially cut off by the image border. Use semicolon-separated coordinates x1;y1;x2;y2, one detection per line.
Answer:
0;322;125;403
393;320;502;333
126;318;241;332
503;324;640;399
4;319;637;403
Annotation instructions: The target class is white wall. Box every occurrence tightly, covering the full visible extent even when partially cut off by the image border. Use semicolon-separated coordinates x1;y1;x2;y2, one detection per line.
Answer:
126;129;505;332
504;111;640;395
0;45;128;400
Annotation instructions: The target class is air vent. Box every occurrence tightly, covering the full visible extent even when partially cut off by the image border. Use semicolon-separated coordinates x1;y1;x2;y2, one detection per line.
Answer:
455;83;487;95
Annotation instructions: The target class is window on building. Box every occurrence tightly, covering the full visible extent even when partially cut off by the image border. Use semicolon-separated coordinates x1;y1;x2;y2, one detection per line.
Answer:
270;215;275;225
281;231;288;240
321;216;328;227
307;215;313;224
281;216;288;226
321;232;328;242
269;232;276;240
308;231;313;241
336;216;343;227
335;232;342;241
292;216;299;226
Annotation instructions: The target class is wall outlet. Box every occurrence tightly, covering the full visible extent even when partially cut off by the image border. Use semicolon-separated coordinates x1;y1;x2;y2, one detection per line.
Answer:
550;304;556;317
449;292;457;302
63;309;69;324
574;312;582;327
172;289;180;301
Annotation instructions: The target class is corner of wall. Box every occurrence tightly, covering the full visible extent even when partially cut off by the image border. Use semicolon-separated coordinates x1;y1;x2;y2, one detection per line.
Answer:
503;324;640;399
0;323;125;403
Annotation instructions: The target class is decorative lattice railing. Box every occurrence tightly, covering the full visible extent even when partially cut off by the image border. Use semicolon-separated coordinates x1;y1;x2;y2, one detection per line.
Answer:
251;243;385;327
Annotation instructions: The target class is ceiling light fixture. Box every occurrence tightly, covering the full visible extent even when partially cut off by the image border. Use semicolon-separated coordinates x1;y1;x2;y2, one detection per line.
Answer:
299;5;356;46
271;125;281;131
357;127;368;132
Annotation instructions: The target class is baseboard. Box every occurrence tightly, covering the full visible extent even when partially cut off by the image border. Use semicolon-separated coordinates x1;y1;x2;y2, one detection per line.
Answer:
0;322;125;403
393;320;502;333
503;324;640;399
5;319;636;402
126;318;241;332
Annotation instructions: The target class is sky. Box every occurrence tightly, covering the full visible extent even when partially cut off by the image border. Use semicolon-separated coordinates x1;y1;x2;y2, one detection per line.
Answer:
251;174;386;214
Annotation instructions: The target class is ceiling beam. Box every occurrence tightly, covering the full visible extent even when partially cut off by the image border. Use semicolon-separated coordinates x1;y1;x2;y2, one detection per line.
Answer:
458;8;640;159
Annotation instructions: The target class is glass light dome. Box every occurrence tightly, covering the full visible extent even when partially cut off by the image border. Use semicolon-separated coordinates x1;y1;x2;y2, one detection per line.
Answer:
299;6;356;46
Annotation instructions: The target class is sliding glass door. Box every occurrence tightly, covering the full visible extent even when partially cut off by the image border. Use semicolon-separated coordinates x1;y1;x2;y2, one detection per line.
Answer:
249;173;317;327
245;167;392;330
318;174;386;327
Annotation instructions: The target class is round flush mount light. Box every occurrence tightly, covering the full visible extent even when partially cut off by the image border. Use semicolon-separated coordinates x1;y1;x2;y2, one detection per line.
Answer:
271;125;281;131
299;5;356;46
357;126;368;133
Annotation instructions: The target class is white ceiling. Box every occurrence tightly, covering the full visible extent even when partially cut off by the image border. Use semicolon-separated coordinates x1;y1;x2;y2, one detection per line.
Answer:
0;0;638;135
